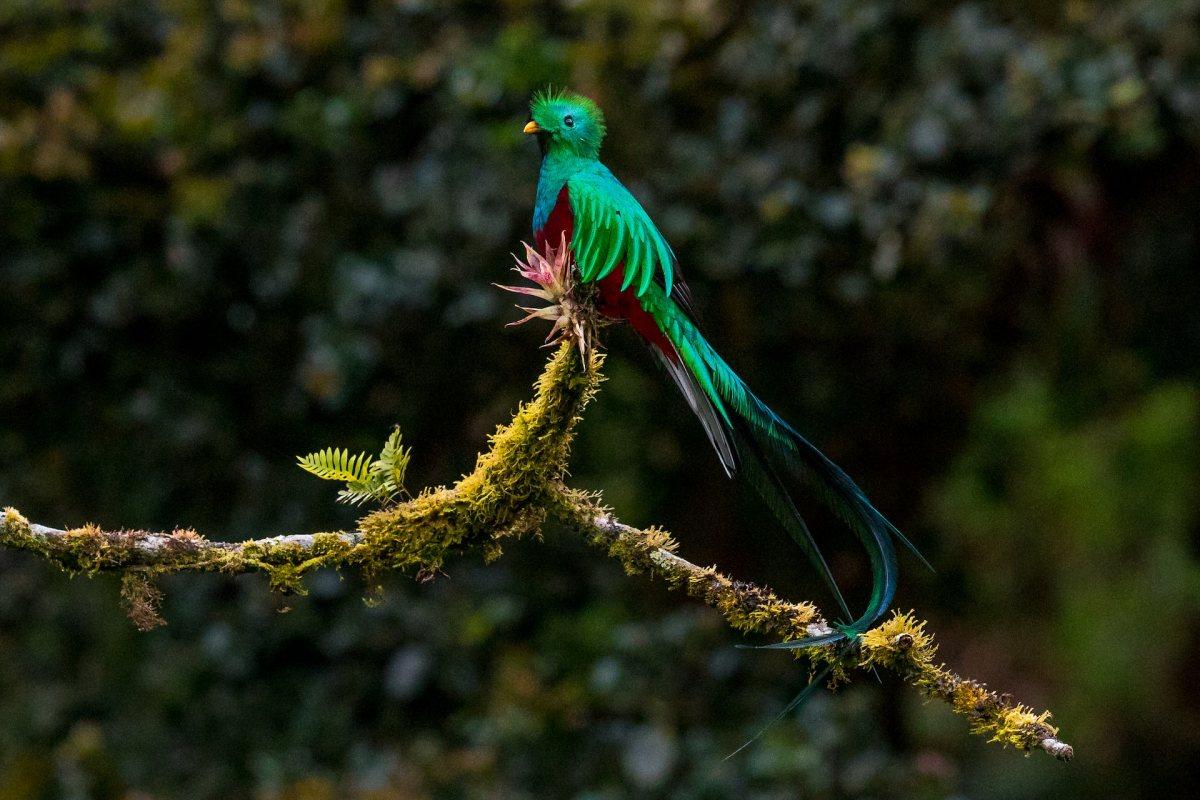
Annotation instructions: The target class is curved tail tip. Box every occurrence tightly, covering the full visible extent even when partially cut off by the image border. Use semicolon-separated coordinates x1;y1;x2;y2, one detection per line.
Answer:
738;621;868;651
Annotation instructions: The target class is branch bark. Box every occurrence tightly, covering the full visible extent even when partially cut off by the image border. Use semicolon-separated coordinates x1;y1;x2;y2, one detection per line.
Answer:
0;341;1072;761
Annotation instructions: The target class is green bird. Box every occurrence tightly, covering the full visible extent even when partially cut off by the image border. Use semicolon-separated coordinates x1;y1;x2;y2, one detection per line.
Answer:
523;89;925;650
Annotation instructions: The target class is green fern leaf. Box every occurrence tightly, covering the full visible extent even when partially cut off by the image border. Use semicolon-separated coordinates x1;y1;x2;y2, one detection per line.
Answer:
337;485;384;507
296;447;373;483
298;428;411;508
372;427;411;492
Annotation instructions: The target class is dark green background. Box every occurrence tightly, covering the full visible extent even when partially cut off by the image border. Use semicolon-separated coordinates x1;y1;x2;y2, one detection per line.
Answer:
2;1;1198;798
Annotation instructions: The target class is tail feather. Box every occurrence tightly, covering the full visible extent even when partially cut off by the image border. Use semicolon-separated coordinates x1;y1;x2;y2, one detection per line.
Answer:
734;393;899;647
653;325;854;624
731;417;854;623
652;348;737;477
725;664;833;759
645;289;918;648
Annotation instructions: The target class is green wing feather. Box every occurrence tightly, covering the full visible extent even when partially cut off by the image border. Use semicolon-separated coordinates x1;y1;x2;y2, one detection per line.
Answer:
567;166;675;297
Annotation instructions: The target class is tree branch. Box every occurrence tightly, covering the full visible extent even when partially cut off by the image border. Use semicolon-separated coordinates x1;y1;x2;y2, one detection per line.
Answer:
0;340;1072;761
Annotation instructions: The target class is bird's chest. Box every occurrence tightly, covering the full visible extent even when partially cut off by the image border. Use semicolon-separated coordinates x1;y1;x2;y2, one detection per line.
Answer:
534;185;637;325
534;186;575;253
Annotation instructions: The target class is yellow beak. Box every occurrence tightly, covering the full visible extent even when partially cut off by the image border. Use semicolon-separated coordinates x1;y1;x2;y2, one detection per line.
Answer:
523;120;542;135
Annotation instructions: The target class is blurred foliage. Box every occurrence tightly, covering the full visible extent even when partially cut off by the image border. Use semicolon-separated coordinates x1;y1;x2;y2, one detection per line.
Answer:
1;0;1198;797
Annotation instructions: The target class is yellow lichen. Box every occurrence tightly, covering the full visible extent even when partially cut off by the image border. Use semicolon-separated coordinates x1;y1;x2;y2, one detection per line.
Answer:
357;341;600;578
985;705;1056;747
859;610;937;672
0;343;1072;760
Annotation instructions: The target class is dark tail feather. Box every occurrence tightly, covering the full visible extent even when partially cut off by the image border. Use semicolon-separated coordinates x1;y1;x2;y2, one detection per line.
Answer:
653;303;923;649
724;664;833;760
651;345;853;623
734;395;901;649
651;348;737;477
730;416;854;623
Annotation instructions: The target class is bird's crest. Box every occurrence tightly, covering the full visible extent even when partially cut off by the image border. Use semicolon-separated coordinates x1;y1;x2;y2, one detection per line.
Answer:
531;88;605;128
528;87;607;158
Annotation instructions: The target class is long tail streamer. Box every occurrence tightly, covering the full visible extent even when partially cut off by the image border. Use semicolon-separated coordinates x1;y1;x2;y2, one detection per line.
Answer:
644;286;928;648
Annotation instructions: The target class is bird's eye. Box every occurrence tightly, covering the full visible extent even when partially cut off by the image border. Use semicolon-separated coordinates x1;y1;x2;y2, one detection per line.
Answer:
563;115;574;128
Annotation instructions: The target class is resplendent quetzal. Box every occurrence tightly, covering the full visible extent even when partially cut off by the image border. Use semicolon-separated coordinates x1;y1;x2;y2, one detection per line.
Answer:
523;89;924;648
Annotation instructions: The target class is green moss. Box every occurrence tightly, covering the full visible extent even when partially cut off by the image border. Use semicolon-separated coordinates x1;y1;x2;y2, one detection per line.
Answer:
356;340;601;575
120;573;166;631
5;342;600;608
559;494;825;646
1;508;37;552
859;611;936;673
857;610;1060;754
3;346;1070;759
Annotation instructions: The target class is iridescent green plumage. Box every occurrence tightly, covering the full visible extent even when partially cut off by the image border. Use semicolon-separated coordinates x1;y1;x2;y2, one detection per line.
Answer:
529;91;676;299
527;89;925;651
568;169;677;297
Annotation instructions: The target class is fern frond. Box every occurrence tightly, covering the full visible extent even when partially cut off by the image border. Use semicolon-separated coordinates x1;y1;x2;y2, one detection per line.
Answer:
296;448;373;483
297;428;411;509
337;483;389;507
372;427;411;491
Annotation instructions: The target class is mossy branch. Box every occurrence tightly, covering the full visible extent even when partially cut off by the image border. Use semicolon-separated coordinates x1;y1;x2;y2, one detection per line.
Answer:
0;340;1072;761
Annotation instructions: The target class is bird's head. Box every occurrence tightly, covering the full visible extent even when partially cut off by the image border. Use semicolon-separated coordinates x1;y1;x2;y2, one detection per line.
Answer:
524;88;606;159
